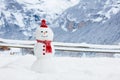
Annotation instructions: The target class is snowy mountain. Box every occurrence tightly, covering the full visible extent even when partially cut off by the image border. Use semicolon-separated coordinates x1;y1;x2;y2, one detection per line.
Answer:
0;0;79;39
0;0;120;45
55;0;120;30
53;0;120;44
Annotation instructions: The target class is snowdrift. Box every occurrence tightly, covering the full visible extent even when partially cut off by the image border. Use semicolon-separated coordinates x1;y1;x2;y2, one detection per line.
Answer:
0;54;120;80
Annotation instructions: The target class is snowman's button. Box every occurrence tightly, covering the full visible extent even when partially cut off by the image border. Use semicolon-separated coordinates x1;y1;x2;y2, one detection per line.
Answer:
43;45;45;47
43;53;45;55
43;49;45;51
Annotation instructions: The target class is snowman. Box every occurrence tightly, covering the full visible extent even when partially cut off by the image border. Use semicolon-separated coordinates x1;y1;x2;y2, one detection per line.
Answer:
31;19;55;73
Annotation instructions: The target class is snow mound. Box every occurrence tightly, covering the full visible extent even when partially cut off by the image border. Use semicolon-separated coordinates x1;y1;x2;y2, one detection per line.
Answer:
0;54;120;80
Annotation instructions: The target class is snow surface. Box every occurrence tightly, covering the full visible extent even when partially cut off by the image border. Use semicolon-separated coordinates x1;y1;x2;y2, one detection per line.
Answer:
0;54;120;80
13;13;24;28
0;20;2;26
97;0;120;20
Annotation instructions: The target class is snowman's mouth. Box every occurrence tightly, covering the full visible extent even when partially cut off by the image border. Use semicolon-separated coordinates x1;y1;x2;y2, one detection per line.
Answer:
41;35;48;37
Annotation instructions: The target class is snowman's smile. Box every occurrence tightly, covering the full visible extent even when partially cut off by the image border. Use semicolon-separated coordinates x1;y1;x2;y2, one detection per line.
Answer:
41;35;48;37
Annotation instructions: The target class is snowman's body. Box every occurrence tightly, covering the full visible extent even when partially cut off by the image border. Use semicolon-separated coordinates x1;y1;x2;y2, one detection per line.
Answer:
34;27;54;59
34;42;54;59
31;20;55;73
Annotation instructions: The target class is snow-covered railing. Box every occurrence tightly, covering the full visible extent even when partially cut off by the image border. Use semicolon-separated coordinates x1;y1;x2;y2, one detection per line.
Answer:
0;38;120;53
53;42;120;49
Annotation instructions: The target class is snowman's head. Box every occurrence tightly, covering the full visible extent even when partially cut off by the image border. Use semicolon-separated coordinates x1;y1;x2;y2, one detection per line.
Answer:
35;20;54;41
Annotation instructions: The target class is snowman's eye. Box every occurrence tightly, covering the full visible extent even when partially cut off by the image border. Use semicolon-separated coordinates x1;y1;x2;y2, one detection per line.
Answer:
45;31;48;33
41;31;43;33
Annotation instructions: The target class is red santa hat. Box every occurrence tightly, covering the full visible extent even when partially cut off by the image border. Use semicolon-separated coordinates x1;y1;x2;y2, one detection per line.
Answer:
40;19;48;28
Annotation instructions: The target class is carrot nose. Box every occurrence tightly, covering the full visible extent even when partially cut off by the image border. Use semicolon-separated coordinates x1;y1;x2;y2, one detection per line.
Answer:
44;32;46;35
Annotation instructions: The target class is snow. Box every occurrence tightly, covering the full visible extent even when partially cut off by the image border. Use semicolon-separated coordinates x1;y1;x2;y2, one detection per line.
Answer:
23;31;31;36
13;13;24;28
61;25;68;32
92;17;103;22
16;0;40;4
0;1;5;10
0;20;2;26
93;0;120;23
105;0;120;18
17;0;79;14
41;0;79;14
107;7;120;15
3;11;11;18
61;20;68;32
0;54;120;80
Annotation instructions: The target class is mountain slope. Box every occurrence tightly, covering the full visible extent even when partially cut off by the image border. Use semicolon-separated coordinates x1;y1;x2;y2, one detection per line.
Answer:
53;0;120;44
0;0;79;39
0;0;120;45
